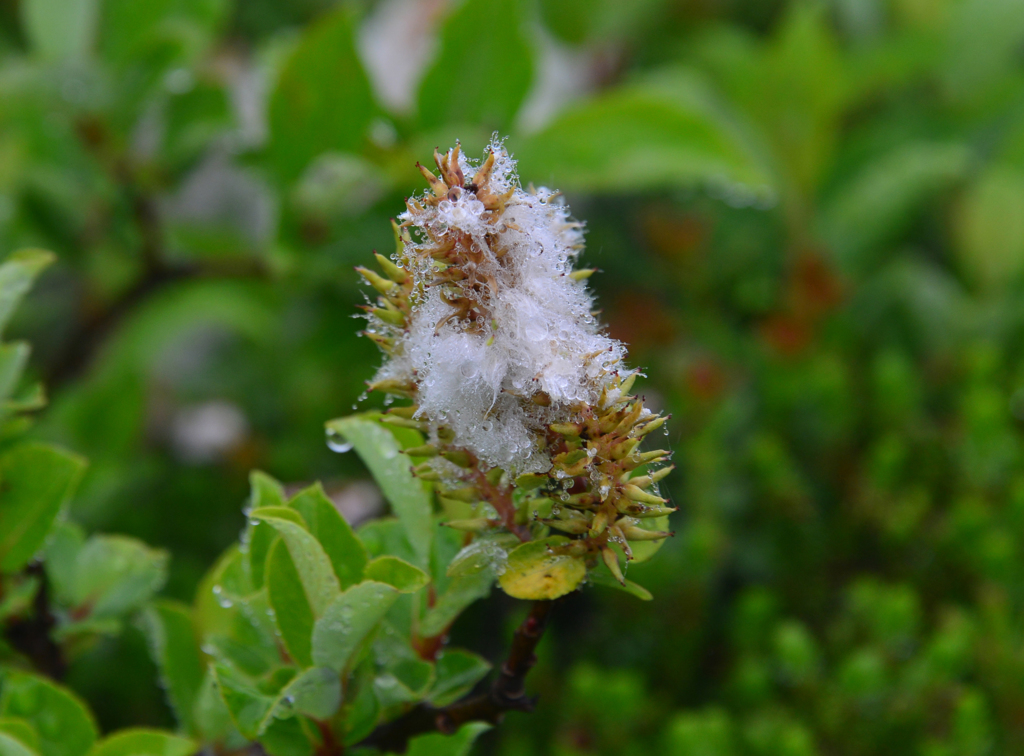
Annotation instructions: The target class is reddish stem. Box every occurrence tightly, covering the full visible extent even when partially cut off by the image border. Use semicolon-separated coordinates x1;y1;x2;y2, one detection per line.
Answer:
357;600;554;753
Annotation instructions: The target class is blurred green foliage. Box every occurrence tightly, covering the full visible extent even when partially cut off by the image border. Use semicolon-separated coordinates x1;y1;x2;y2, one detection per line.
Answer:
1;0;1024;753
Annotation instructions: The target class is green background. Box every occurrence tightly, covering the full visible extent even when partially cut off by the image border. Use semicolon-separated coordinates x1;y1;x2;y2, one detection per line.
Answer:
3;0;1024;752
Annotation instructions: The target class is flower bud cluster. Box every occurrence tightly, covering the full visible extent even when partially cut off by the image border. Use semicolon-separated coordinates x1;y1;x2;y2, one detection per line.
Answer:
359;140;673;583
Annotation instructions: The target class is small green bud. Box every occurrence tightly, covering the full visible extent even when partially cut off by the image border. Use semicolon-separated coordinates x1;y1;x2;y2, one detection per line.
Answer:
620;524;673;541
611;438;640;461
370;307;406;327
618;372;638;396
402;444;438;457
550;422;582;437
368;377;415;397
417;162;447;197
636;416;667;436
627;465;672;489
623;485;667;505
617;503;676;518
649;464;674;484
356;266;396;294
441;449;474;468
515;473;548;490
363;331;394;353
412;462;440;480
386;405;419;419
439;486;480;503
374;252;408;284
636;449;670;465
542;518;591;535
391;218;412;254
380;415;427;431
601;547;625;584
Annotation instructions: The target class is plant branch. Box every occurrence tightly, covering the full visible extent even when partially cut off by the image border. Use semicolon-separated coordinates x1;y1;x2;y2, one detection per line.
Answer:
46;119;268;389
3;563;67;680
357;600;554;754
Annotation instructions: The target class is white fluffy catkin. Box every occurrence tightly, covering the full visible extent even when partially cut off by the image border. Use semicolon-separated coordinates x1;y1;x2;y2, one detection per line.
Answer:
369;140;628;473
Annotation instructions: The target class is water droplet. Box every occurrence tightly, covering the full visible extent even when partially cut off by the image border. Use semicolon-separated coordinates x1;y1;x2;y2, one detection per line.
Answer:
212;585;234;608
326;429;354;453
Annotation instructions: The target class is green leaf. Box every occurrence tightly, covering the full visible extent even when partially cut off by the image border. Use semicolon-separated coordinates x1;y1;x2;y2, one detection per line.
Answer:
85;730;195;756
195;546;252;636
265;538;315;668
821;142;971;272
538;0;665;45
250;472;287;509
288;483;368;589
211;664;272;740
195;549;281;678
446;533;519;578
257;717;312;756
267;7;376;182
20;0;97;60
251;507;341;616
0;443;86;574
0;732;38;756
416;0;533;130
954;164;1024;292
0;720;38;753
258;667;341;732
420;569;494;638
429;650;491;707
214;664;335;746
588;566;653;601
162;82;233;169
373;657;435;709
245;472;287;590
0;251;53;337
515;68;771;194
0;671;98;756
326;415;433;570
202;611;281;679
67;535;168;619
98;0;229;74
406;722;491;756
341;666;380;746
251;506;305;527
191;669;239;745
138;601;205;734
357;518;418;565
0;343;30;403
943;0;1024;99
498;536;586;600
364;556;429;594
311;581;399;673
3;383;45;416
